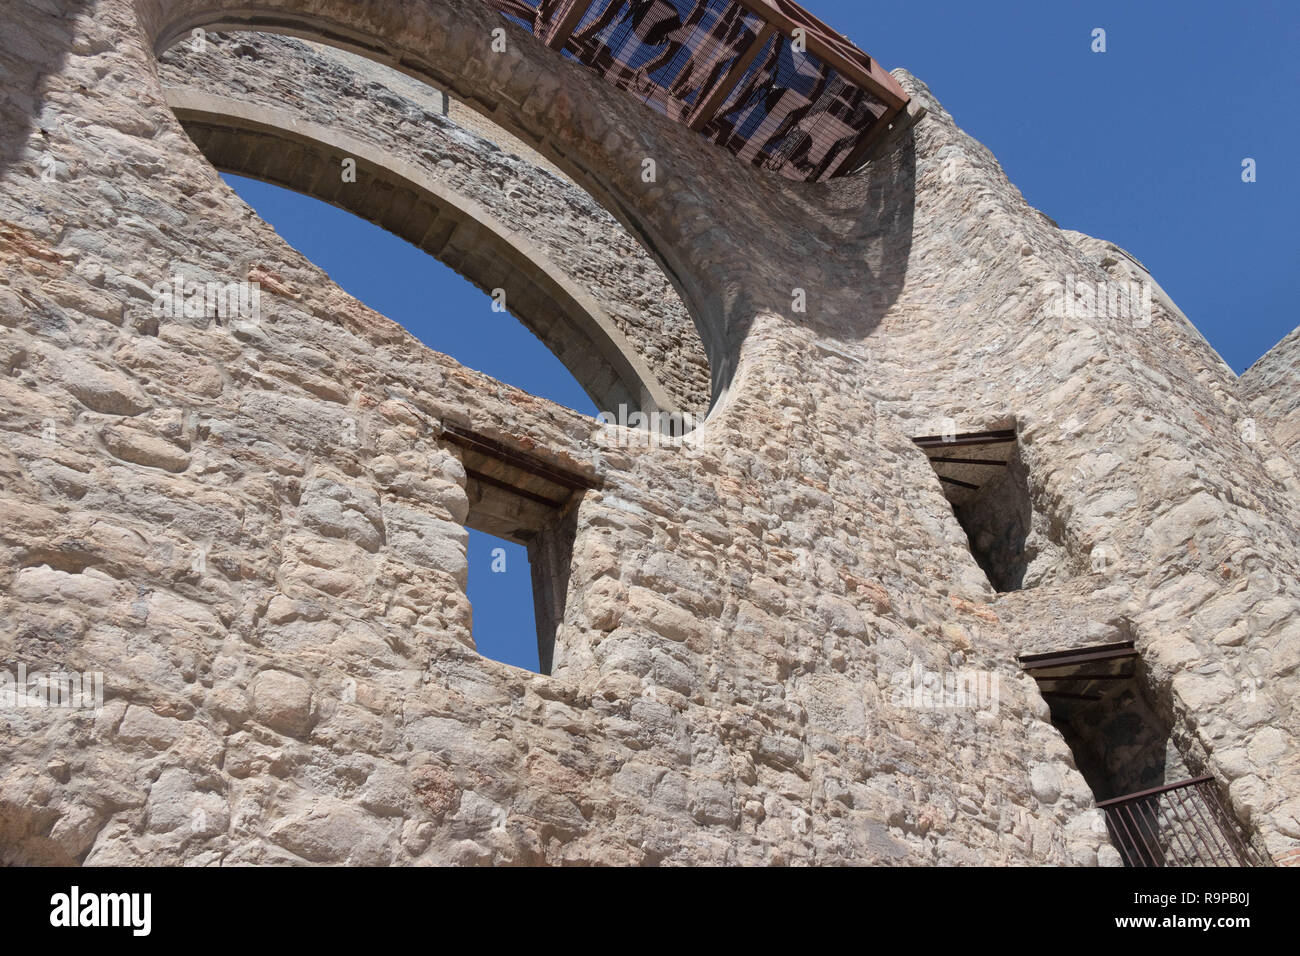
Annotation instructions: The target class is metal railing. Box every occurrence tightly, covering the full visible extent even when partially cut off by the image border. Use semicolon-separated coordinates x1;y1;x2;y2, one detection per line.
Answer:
480;0;908;181
1097;775;1266;867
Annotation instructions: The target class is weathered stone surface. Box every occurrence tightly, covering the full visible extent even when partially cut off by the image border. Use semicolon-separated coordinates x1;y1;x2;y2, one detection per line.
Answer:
0;0;1295;868
1242;325;1300;468
59;357;151;416
102;424;191;472
249;670;314;738
298;475;385;552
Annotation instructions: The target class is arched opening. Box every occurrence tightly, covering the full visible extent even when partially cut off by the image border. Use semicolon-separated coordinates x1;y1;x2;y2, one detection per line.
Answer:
154;28;713;422
221;173;597;416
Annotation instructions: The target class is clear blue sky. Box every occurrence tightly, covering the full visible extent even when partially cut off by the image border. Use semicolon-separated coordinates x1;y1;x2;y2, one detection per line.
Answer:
222;0;1298;671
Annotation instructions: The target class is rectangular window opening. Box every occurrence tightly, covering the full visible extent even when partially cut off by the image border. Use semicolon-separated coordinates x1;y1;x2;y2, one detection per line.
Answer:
1018;641;1269;867
914;427;1032;592
442;423;595;675
467;529;541;672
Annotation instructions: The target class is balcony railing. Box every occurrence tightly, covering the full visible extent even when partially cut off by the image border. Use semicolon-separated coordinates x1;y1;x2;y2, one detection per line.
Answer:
481;0;909;181
1097;776;1267;867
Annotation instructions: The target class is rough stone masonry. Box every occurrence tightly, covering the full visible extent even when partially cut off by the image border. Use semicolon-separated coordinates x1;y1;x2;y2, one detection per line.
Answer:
0;0;1297;865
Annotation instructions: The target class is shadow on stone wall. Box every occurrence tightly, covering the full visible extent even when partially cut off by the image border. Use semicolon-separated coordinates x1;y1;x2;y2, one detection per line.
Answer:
955;447;1034;592
698;131;917;402
815;131;918;343
1053;658;1190;803
0;1;93;180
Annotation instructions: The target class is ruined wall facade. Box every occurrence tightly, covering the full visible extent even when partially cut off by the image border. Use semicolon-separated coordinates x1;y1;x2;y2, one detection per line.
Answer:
0;0;1297;866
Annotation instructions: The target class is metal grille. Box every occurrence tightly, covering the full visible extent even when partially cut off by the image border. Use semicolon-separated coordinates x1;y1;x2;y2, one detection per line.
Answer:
700;29;887;181
477;0;903;181
559;0;764;123
1097;776;1267;867
485;0;549;32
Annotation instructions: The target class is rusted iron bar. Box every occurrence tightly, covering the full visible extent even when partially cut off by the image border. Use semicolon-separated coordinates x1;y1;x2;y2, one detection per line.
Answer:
440;422;601;491
937;475;980;491
1196;782;1261;866
1095;775;1216;808
911;429;1017;449
1018;641;1138;671
1097;776;1263;867
1107;804;1149;867
1184;785;1239;864
1156;789;1202;865
1123;801;1164;866
925;457;1009;467
687;22;776;131
544;0;598;50
1033;672;1136;682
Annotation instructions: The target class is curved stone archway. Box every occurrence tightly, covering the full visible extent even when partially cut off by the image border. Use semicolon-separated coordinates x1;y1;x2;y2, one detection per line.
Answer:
165;87;677;418
138;0;763;401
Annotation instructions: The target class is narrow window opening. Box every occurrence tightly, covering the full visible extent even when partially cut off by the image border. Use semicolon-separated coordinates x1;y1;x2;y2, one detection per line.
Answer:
1019;641;1268;866
914;428;1032;591
443;423;595;676
466;530;539;672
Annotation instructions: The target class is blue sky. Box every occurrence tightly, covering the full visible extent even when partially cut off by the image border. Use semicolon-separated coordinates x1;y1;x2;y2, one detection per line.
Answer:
829;0;1298;373
223;0;1298;671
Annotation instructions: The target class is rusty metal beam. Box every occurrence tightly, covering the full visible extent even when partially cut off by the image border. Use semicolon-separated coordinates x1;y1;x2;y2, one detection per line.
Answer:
482;0;908;182
912;429;1017;450
938;475;979;491
544;0;597;51
1034;673;1136;682
1019;641;1139;672
926;457;1008;467
439;422;601;491
833;105;899;175
835;97;926;176
728;0;907;109
687;22;776;132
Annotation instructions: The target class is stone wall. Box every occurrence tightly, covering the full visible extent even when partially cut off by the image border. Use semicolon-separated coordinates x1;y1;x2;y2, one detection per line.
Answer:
0;0;1296;866
952;447;1064;592
1241;325;1300;469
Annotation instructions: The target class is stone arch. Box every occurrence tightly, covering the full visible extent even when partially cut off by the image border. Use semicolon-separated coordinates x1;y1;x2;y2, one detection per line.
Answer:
138;0;735;404
165;86;677;418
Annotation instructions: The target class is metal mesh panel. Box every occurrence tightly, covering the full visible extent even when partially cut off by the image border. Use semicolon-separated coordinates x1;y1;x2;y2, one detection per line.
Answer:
702;31;887;181
559;1;764;123
479;0;895;181
481;0;547;33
